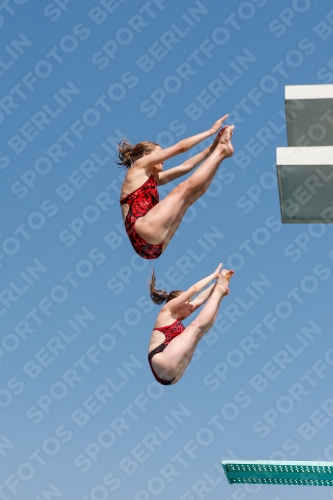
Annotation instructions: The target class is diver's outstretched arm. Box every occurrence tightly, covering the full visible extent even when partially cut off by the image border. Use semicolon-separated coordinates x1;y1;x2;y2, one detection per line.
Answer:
137;115;228;170
164;264;222;314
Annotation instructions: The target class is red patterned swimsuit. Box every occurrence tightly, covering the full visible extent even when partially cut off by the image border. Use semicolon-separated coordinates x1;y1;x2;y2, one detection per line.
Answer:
120;176;163;260
148;319;185;385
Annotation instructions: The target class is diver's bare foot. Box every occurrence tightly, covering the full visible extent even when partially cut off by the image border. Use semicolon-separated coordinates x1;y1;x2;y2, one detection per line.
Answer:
217;125;234;158
216;269;234;296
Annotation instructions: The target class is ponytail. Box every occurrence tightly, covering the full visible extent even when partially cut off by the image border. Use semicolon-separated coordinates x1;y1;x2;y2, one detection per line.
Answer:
148;269;182;305
116;138;159;169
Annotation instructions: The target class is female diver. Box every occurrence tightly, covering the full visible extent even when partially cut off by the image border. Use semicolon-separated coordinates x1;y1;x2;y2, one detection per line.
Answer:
147;264;234;385
118;116;234;259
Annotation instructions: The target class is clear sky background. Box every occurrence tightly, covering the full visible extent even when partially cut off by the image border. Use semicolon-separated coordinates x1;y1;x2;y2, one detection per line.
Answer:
1;1;333;499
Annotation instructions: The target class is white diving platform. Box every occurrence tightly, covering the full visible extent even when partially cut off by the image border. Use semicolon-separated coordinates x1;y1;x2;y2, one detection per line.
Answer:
276;85;333;223
276;146;333;222
285;85;333;147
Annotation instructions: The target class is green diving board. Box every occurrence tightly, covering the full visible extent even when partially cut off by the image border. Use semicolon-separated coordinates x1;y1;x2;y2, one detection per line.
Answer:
222;460;333;486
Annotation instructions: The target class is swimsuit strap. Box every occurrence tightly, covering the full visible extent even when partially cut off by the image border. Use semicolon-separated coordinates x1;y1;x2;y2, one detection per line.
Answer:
120;175;156;205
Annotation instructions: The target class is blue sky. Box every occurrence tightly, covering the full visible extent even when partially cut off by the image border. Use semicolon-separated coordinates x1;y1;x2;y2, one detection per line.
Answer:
1;1;333;499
